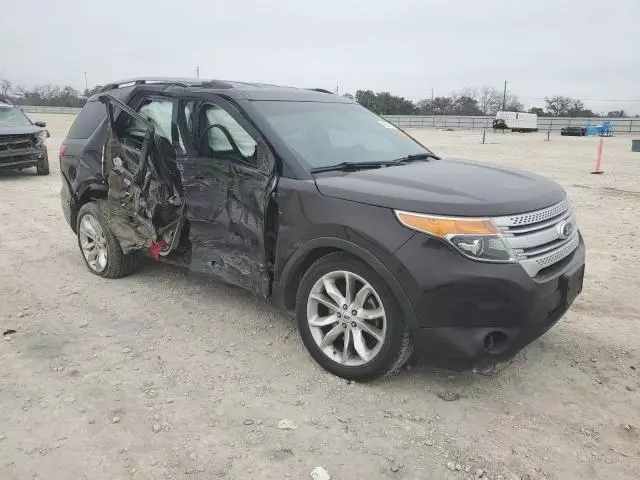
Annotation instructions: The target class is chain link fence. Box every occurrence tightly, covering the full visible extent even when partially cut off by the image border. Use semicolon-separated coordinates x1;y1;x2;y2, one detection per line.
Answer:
383;115;639;134
20;105;83;114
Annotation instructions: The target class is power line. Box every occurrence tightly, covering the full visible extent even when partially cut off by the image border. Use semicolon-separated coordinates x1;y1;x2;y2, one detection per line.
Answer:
520;96;640;102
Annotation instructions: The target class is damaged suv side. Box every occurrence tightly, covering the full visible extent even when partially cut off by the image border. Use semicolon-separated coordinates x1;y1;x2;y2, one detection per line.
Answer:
61;78;585;380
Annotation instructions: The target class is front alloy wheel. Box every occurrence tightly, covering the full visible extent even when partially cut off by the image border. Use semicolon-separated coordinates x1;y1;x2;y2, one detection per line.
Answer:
307;270;387;366
296;252;413;381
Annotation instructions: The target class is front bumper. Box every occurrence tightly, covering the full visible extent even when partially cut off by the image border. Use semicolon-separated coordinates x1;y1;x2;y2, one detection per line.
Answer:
0;146;45;170
394;232;586;369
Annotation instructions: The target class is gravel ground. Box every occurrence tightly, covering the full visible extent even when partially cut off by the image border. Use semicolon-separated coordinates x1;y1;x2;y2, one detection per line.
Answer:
1;115;639;480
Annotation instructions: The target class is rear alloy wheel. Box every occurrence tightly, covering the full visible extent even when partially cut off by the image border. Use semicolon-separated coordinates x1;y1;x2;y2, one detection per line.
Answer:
76;202;137;278
79;213;109;273
296;252;413;380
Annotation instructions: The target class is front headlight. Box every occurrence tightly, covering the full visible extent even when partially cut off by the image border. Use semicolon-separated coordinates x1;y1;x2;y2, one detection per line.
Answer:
395;210;515;262
34;130;47;146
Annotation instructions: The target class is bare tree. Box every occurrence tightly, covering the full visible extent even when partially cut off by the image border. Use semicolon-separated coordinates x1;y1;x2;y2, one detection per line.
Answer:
504;92;524;112
0;79;11;96
478;86;501;115
544;96;573;116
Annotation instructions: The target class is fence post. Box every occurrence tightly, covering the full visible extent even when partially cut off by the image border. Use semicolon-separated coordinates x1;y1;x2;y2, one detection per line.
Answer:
630;119;633;135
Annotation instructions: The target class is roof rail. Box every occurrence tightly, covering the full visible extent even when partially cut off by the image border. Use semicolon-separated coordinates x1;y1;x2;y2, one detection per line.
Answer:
308;88;334;94
101;77;232;92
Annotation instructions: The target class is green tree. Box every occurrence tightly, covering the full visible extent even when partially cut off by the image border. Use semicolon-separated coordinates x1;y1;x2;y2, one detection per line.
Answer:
354;90;416;115
452;95;482;115
415;98;434;115
355;90;377;111
431;96;453;115
83;85;104;98
528;107;546;117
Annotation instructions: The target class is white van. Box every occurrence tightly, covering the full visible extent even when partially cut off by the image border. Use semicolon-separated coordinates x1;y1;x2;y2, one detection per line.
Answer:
493;111;538;132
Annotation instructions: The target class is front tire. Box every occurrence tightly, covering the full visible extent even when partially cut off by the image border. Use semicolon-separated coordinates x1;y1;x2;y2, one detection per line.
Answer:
76;201;137;278
36;149;50;175
296;252;413;381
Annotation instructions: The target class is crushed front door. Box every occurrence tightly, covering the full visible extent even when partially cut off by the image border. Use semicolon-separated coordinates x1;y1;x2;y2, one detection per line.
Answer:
98;94;185;256
179;97;277;296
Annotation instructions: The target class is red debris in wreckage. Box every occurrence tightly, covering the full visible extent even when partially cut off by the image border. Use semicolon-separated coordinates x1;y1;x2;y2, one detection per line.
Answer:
149;240;169;260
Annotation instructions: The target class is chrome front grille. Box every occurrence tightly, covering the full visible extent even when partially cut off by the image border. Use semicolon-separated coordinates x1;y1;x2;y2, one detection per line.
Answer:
493;200;579;277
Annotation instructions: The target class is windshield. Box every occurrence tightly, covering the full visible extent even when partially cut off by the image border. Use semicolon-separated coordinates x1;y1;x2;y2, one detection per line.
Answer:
252;101;430;169
0;106;33;127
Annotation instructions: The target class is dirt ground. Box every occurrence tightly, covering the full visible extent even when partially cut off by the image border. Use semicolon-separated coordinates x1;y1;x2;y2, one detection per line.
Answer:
1;115;639;480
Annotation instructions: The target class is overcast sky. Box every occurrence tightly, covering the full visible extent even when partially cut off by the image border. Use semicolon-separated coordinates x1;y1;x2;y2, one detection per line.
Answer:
2;0;639;113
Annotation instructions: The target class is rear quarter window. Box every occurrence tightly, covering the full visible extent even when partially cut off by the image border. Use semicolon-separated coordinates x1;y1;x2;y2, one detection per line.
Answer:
67;100;106;139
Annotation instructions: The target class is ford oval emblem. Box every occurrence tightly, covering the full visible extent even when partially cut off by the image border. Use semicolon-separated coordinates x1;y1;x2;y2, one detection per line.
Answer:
557;221;573;239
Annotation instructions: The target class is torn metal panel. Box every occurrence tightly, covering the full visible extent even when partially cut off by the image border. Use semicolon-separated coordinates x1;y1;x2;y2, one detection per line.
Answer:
180;139;276;297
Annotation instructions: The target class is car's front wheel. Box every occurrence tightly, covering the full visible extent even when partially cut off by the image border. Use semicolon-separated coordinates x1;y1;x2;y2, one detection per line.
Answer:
76;202;137;278
36;149;49;175
296;252;413;381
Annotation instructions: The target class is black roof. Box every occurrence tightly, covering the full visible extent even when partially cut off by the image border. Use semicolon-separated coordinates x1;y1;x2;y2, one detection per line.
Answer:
98;77;352;103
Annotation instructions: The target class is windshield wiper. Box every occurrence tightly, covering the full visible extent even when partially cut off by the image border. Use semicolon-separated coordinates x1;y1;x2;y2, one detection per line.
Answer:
392;152;440;163
310;161;396;174
310;153;440;174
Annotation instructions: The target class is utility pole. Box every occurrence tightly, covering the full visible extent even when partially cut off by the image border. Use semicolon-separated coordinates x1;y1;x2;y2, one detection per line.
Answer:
502;80;507;111
84;71;88;91
194;66;200;79
431;87;434;102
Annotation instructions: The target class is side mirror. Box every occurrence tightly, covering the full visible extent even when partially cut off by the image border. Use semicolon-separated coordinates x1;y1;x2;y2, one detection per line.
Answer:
34;120;47;127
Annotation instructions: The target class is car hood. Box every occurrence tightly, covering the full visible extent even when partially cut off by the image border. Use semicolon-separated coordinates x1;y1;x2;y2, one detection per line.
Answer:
313;158;566;217
0;125;43;136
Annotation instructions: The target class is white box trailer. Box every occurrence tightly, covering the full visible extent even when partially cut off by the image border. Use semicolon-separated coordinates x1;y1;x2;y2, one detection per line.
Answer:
493;111;538;132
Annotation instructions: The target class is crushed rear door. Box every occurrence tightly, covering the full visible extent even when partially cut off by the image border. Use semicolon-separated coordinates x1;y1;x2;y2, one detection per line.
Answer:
98;93;185;256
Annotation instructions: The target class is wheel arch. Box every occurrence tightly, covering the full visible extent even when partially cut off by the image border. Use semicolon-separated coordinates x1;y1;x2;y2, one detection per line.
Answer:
70;183;109;234
277;237;419;328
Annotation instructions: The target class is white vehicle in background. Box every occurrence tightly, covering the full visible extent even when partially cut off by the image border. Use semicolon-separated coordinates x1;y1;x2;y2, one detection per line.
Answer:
493;111;538;133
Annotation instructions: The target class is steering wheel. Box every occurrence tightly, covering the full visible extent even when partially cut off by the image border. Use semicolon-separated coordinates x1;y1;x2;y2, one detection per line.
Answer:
198;123;243;158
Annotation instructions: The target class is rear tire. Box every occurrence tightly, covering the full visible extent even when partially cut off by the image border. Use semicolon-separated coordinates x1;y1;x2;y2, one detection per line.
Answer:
77;201;138;278
296;252;413;381
36;149;50;175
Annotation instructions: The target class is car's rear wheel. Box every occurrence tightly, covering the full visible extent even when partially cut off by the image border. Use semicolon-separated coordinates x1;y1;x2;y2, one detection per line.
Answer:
296;252;413;381
36;149;49;175
77;202;137;278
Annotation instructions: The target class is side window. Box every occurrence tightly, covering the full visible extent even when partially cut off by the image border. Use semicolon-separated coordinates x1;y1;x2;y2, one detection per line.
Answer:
197;104;257;163
67;100;106;139
117;97;188;154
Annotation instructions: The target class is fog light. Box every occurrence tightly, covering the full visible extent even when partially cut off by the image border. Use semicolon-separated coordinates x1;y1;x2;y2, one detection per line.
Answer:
483;331;508;354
